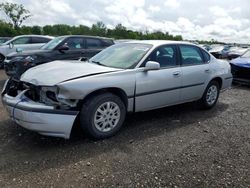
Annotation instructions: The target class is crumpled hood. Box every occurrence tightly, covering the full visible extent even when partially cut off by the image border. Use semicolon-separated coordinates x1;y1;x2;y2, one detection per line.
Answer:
230;57;250;68
21;60;121;86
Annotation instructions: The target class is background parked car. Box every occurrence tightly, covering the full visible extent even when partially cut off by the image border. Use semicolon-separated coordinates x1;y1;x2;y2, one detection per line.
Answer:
0;37;12;44
0;35;53;68
4;35;114;78
209;45;232;59
230;50;250;85
200;44;212;51
227;47;248;60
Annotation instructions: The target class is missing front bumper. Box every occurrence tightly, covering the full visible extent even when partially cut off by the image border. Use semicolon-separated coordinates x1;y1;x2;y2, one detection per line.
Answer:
2;91;79;139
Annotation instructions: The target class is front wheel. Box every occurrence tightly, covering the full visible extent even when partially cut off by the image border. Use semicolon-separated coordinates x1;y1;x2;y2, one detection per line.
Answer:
80;93;126;139
0;54;5;69
199;81;220;109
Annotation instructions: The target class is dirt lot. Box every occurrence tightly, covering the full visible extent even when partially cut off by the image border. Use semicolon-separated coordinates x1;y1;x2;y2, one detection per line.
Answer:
0;69;249;188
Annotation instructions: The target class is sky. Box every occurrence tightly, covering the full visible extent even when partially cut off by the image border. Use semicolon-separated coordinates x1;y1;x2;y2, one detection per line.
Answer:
1;0;250;43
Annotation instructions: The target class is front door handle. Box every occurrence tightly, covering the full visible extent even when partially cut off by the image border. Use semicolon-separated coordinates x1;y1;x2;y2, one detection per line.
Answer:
205;69;210;73
173;71;181;77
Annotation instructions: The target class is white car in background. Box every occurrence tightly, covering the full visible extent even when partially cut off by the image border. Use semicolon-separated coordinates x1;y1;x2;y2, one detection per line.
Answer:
0;35;54;68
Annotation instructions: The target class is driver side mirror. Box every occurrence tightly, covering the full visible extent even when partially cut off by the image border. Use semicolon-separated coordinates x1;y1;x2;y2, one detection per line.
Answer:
58;44;69;52
9;42;14;49
79;57;89;61
144;61;160;71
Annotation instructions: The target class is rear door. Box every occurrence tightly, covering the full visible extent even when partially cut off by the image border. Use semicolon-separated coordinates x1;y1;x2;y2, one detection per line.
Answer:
179;45;211;102
135;45;182;111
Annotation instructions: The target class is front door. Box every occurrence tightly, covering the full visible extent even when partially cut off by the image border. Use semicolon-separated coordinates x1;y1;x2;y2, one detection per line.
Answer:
57;37;85;60
135;45;182;112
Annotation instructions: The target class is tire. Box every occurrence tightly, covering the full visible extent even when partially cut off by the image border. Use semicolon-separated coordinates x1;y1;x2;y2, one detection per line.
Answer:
0;54;5;69
199;80;220;109
79;92;126;139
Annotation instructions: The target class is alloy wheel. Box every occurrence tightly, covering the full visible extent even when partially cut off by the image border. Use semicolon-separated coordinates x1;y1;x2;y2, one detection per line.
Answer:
94;101;121;132
206;85;218;105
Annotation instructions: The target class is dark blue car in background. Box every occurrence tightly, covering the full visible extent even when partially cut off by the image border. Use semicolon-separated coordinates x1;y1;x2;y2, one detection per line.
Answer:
230;50;250;85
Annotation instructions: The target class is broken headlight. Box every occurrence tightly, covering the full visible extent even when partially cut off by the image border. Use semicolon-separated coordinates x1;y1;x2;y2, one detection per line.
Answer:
40;86;78;108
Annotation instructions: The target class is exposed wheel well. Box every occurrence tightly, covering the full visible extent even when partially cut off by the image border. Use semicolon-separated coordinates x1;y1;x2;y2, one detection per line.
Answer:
210;77;223;89
78;88;129;110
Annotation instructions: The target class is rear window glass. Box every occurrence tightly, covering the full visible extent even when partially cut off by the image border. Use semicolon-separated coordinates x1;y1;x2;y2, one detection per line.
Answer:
32;37;51;44
180;45;204;65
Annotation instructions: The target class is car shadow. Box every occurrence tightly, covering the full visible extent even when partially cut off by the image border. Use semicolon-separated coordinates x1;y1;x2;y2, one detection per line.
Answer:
0;101;229;180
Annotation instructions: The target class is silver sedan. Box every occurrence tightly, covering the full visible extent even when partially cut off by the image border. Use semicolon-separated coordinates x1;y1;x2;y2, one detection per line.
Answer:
2;41;233;139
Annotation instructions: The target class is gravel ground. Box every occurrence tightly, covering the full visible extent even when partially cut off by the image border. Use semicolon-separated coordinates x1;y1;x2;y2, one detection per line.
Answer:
0;69;249;188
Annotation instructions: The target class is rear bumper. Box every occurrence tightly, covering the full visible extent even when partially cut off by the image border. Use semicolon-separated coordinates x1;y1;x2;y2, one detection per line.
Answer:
2;90;79;139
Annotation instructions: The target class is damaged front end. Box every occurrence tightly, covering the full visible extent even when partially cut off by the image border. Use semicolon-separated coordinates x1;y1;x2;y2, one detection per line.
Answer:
3;78;79;110
1;79;79;139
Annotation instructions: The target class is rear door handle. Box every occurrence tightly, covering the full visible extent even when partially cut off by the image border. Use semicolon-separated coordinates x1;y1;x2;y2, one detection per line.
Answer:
173;71;181;77
205;69;210;73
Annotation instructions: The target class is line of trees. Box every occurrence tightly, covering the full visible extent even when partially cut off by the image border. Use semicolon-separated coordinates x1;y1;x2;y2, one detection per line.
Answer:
0;20;183;41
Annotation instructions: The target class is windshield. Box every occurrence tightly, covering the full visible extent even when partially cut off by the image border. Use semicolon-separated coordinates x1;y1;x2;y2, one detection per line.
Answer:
41;36;65;50
242;50;250;58
89;43;152;69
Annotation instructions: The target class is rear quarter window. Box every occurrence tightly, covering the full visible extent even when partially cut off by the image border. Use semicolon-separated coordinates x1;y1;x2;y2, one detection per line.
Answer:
200;48;211;62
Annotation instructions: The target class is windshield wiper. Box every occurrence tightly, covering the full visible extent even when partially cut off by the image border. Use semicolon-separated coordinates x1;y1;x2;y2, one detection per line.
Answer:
91;60;107;67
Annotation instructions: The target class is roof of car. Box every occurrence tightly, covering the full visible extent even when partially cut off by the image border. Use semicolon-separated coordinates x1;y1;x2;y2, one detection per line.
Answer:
126;40;194;46
13;35;54;39
58;35;113;40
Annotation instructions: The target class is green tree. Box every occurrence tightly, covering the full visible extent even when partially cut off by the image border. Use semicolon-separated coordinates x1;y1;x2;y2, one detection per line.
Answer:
112;24;128;39
0;20;16;36
91;21;107;36
0;2;31;29
31;25;42;35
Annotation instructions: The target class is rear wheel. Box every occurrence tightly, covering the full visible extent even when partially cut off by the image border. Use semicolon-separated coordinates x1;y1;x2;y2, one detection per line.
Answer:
80;93;126;139
199;81;220;109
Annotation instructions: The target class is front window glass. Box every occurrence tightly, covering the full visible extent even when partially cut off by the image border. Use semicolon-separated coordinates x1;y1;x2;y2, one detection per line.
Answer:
146;45;177;68
64;37;84;49
41;36;65;50
242;50;250;58
90;43;152;69
12;37;30;44
180;45;204;65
